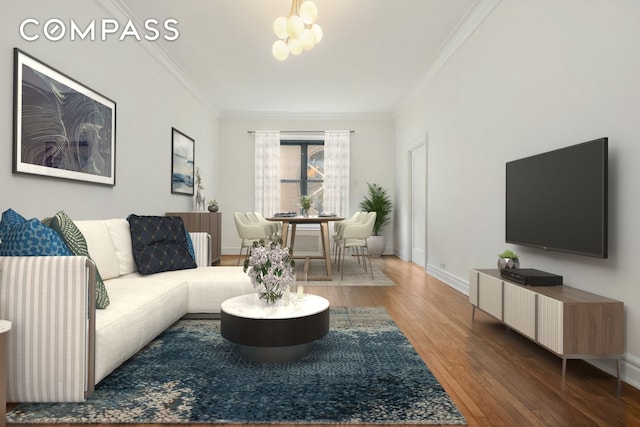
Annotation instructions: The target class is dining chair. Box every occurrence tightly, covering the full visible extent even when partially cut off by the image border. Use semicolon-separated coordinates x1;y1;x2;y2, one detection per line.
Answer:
233;212;269;265
337;212;377;279
248;212;282;243
331;211;366;264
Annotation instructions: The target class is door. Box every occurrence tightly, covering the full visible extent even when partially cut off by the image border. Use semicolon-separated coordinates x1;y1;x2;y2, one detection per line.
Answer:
410;141;427;268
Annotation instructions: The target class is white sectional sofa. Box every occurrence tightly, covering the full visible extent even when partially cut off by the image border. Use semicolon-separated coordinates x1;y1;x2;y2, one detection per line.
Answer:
0;218;255;403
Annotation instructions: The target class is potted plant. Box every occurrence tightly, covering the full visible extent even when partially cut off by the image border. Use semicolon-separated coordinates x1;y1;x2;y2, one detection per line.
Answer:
299;195;313;217
207;199;219;212
359;183;393;257
498;249;520;270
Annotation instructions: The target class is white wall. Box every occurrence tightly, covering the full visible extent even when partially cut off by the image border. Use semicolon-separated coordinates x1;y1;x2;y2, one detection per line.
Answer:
394;0;640;387
0;0;218;221
218;116;395;254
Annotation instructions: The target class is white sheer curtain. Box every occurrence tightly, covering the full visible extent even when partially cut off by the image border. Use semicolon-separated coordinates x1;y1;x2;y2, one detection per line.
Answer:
254;131;281;217
323;130;350;217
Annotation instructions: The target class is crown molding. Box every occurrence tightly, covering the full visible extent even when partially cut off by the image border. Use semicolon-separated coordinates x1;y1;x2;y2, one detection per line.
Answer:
219;110;394;121
92;0;220;116
393;0;502;117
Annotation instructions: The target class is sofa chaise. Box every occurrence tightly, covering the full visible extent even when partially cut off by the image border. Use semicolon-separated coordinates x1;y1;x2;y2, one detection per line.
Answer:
0;213;255;403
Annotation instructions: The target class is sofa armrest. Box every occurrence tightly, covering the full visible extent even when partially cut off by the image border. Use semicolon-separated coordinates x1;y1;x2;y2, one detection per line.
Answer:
189;231;211;266
0;256;96;402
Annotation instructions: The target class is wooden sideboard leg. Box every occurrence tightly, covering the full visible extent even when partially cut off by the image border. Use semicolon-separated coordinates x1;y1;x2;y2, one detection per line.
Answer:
562;357;567;383
471;305;476;321
616;358;623;396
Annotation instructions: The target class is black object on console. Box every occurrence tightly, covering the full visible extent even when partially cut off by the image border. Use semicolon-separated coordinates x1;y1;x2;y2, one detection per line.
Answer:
500;268;563;286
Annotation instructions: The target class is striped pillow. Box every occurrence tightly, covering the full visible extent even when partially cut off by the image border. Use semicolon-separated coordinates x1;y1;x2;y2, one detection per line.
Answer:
43;211;110;309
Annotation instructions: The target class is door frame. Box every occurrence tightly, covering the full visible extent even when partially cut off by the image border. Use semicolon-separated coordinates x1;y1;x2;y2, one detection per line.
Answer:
408;135;428;269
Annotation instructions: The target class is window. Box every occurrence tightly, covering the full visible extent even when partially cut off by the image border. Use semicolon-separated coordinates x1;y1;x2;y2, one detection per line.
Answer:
280;140;324;213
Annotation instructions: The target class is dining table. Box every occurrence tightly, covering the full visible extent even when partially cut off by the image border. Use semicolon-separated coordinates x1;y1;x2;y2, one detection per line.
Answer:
267;215;344;281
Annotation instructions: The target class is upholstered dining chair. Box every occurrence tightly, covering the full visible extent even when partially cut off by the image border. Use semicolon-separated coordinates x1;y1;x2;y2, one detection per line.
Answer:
336;212;377;279
332;211;367;264
233;212;269;265
247;212;282;243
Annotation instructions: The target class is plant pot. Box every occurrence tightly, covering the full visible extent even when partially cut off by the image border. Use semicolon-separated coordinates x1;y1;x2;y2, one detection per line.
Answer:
208;205;219;212
498;257;520;270
367;235;386;257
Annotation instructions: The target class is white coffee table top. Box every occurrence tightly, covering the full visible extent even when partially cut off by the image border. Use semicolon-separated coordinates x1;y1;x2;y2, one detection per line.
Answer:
221;293;329;320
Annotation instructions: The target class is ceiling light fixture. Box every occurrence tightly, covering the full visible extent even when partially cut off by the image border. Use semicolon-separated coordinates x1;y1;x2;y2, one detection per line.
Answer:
272;0;323;61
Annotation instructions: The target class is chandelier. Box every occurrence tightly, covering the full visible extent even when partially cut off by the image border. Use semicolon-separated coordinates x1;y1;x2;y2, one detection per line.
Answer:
272;0;323;61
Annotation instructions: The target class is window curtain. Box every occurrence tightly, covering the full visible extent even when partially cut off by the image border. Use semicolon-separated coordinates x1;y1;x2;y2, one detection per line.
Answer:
323;130;350;217
254;131;281;217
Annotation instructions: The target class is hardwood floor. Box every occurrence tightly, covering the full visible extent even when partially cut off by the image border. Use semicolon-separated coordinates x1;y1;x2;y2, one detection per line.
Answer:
7;255;639;426
222;255;640;426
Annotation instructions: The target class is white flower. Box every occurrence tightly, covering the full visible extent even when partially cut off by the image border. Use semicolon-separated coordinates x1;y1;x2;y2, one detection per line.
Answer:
242;240;296;303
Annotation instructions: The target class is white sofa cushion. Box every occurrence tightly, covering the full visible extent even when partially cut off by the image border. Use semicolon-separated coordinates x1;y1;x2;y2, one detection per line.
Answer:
95;273;188;383
104;218;137;275
75;220;121;280
184;266;255;313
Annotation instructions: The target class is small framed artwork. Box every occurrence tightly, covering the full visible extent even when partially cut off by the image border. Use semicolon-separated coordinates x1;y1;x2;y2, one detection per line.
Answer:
13;48;116;185
171;127;195;195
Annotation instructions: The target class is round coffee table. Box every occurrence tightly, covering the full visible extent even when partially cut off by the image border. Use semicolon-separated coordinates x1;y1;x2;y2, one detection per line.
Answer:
220;293;330;362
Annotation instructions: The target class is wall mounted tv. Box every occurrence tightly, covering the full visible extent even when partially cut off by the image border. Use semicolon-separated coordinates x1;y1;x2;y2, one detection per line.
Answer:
505;137;608;258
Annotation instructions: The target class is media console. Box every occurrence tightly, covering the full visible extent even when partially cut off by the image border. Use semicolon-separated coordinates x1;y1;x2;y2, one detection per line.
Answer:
469;269;624;382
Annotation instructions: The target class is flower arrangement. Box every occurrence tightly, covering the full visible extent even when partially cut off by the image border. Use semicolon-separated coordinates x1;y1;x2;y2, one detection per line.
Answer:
243;240;296;303
299;195;313;216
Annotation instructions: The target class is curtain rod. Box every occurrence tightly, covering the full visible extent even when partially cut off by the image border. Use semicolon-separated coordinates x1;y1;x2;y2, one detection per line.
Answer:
247;130;355;134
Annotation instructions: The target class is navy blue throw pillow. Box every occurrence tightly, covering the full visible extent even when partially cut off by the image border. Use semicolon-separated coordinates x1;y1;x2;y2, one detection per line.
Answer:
127;215;197;275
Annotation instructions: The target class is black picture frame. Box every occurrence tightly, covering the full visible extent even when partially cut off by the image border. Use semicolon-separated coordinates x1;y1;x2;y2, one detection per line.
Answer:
13;48;116;186
171;127;195;195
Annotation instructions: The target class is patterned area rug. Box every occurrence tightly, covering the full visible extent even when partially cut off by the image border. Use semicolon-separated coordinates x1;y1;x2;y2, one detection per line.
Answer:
300;258;395;286
7;307;466;424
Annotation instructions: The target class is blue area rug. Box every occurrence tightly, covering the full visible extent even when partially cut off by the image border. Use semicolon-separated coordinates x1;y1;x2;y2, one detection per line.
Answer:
7;307;466;424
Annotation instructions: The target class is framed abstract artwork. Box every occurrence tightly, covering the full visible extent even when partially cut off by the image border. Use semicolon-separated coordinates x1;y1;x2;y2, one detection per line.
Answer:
13;48;116;185
171;127;195;195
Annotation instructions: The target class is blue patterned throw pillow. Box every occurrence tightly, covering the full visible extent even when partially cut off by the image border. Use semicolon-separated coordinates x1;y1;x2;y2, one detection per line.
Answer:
0;209;72;256
127;215;197;275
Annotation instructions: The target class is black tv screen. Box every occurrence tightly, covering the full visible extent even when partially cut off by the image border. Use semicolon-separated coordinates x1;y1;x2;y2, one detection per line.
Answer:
505;138;608;258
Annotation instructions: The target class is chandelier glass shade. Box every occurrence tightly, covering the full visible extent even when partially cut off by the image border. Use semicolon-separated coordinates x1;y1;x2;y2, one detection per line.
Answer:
272;0;322;61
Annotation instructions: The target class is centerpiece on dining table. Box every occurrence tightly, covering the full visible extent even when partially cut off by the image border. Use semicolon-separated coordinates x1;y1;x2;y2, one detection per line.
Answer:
243;240;296;303
299;194;313;217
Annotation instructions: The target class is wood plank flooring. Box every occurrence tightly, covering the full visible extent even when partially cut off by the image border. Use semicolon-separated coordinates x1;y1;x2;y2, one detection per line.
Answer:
7;255;640;426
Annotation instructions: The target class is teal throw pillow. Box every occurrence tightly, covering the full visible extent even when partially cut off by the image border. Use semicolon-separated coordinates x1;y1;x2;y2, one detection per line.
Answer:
0;209;72;256
185;230;195;261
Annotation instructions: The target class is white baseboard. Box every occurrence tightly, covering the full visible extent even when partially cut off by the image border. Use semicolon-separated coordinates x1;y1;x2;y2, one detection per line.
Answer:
426;264;469;295
394;249;409;262
622;354;640;390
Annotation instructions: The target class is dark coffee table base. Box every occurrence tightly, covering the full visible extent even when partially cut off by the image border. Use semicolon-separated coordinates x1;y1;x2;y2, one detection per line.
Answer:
239;342;312;363
221;305;330;363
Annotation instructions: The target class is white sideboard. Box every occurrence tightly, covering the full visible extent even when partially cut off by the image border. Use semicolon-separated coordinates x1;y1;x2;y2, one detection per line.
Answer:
469;269;624;381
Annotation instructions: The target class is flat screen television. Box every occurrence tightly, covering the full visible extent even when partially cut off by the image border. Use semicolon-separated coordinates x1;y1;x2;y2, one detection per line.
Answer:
505;137;608;258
